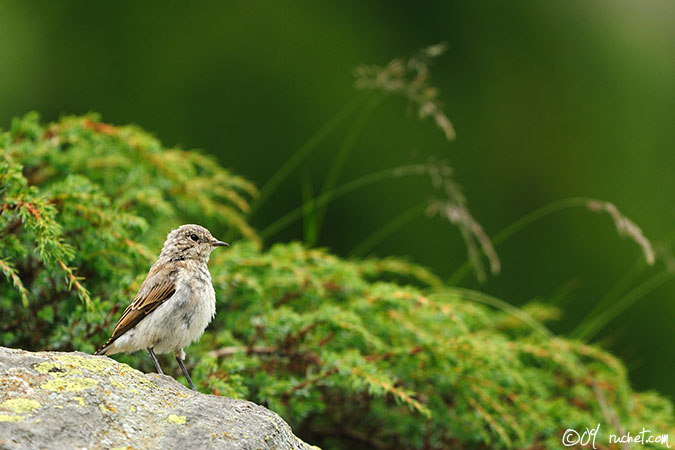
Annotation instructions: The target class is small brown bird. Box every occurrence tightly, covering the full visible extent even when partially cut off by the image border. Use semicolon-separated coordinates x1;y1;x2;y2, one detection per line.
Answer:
95;224;228;390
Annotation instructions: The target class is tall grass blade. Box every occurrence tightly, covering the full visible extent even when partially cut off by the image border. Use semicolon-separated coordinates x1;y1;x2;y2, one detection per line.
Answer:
248;95;366;218
448;197;655;285
569;259;646;339
301;175;318;243
308;94;382;246
261;166;425;240
349;203;427;257
575;270;674;341
436;287;553;338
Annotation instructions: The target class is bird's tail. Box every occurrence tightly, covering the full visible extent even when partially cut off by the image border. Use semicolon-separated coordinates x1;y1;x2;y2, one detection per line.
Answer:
94;339;113;355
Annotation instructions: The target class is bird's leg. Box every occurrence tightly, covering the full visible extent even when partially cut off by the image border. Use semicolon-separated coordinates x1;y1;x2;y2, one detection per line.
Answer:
175;356;196;391
147;348;163;374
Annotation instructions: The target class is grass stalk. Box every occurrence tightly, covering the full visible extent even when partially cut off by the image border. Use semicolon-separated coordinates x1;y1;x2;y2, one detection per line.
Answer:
248;95;366;218
573;269;674;341
307;94;383;245
261;166;425;240
301;175;318;243
349;203;427;257
437;287;553;338
448;197;609;285
568;259;646;339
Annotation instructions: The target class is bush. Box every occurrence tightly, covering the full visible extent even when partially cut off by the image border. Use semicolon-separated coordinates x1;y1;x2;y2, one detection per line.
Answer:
1;113;673;449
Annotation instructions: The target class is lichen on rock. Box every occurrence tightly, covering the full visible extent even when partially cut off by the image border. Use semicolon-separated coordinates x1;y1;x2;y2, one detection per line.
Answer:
0;398;41;414
0;346;316;449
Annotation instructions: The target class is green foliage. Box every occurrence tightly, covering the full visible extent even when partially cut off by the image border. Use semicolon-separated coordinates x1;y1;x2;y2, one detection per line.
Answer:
0;112;255;349
1;114;673;449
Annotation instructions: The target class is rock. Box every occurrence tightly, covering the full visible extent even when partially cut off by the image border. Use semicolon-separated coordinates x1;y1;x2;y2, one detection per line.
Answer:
0;347;317;450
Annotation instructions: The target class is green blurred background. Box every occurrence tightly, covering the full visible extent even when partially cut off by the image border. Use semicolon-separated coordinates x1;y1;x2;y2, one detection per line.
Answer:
1;1;673;398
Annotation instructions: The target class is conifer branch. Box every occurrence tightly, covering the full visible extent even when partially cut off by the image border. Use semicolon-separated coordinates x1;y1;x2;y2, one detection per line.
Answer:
57;259;92;309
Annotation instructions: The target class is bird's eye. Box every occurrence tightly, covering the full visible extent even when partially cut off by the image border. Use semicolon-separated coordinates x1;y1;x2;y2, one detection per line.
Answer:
190;234;199;242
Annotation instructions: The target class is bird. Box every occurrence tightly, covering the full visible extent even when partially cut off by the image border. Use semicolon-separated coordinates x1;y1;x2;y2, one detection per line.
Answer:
95;224;229;390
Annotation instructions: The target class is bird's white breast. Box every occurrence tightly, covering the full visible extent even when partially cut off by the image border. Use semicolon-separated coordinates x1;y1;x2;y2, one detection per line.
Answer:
107;263;216;357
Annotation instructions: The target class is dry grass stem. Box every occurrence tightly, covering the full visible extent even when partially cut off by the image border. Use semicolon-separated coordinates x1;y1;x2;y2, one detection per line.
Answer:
587;200;655;265
354;42;456;141
396;160;500;281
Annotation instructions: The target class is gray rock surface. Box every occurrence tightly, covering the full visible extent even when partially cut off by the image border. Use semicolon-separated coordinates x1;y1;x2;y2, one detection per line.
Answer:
0;347;317;450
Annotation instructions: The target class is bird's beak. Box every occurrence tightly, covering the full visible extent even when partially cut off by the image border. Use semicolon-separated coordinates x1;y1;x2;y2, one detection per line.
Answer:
212;240;230;247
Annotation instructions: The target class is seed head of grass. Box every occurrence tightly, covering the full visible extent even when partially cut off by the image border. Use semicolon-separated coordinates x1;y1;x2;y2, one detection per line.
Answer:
396;159;500;282
587;200;655;265
354;42;456;141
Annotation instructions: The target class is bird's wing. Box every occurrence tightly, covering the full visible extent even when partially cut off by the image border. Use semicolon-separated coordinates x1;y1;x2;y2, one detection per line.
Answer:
95;263;177;354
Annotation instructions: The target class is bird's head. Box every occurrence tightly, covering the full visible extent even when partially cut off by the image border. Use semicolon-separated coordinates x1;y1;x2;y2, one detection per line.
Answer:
160;224;229;262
